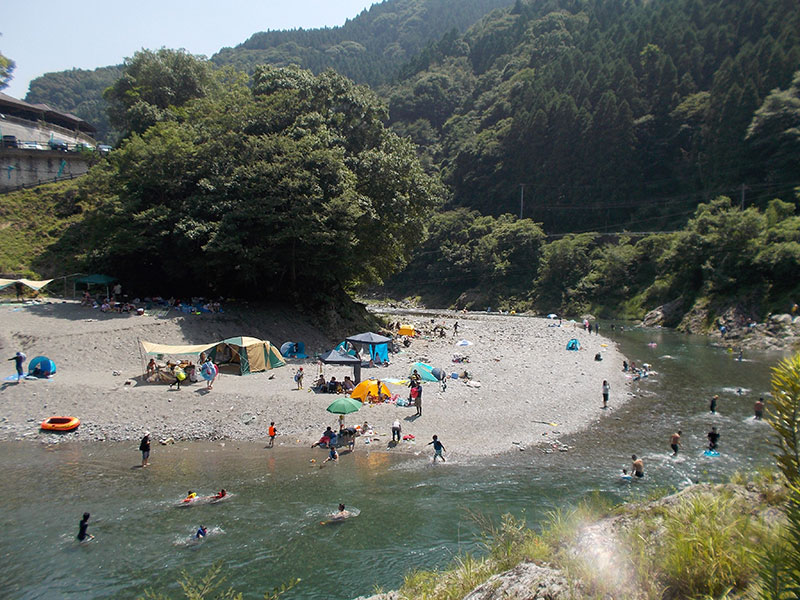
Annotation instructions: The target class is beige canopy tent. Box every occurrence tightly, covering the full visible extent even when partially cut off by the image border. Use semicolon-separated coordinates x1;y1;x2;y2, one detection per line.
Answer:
141;336;285;375
0;278;54;292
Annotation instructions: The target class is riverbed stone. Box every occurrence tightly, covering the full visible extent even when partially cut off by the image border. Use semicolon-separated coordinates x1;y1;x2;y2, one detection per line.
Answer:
462;562;581;600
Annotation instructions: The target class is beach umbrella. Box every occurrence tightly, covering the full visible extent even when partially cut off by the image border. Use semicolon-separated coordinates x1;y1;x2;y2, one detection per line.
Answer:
326;397;363;415
547;313;558;319
456;339;473;346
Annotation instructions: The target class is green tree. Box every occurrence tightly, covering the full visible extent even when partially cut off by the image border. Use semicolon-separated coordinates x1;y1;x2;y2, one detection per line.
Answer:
0;50;14;91
103;48;217;137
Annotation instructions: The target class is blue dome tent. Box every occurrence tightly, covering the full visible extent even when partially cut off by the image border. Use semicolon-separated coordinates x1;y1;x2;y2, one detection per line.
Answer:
566;339;580;351
28;356;56;377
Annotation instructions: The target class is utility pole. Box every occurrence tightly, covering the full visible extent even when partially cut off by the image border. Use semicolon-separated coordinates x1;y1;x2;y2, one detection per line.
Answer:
519;183;525;219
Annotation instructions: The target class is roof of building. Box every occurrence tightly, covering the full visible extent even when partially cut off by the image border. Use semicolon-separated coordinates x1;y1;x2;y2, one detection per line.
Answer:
0;93;96;134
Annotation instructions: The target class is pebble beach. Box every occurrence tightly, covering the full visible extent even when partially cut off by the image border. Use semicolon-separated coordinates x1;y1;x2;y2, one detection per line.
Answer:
0;300;629;458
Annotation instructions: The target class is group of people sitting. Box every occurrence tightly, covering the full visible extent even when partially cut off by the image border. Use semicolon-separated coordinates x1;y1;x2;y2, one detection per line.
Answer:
313;374;356;394
82;291;142;315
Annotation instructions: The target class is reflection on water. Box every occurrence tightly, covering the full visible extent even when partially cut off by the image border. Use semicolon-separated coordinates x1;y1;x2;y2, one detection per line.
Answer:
0;326;786;599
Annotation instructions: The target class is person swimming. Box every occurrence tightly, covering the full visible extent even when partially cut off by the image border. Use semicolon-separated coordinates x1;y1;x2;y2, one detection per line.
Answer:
214;489;227;499
331;504;351;520
183;491;197;503
195;525;208;539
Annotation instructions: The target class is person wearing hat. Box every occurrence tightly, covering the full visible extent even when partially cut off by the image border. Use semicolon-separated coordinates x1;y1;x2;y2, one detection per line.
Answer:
140;432;151;467
8;351;26;382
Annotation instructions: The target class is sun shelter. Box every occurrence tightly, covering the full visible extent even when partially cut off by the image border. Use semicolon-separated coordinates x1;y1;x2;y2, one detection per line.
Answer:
208;337;285;375
346;332;391;364
28;355;56;377
566;338;580;351
280;341;308;359
141;337;284;375
319;348;363;383
0;278;54;294
410;362;438;382
350;379;391;402
74;274;116;299
398;324;416;336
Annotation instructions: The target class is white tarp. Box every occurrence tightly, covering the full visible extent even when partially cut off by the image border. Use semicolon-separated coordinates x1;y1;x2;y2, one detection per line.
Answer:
140;341;218;355
0;278;54;291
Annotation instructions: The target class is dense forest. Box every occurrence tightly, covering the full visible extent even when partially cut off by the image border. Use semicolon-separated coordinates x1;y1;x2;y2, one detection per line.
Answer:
384;0;800;233
4;0;800;327
212;0;513;86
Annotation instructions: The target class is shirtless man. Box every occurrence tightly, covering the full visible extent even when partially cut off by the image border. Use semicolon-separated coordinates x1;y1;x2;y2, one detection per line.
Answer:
754;397;765;420
631;454;644;478
670;430;682;456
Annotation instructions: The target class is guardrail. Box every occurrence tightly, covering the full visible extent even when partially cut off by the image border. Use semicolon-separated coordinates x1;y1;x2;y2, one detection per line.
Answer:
0;172;86;195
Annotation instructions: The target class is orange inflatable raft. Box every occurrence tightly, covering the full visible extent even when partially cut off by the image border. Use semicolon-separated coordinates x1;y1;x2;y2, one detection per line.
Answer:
41;416;80;432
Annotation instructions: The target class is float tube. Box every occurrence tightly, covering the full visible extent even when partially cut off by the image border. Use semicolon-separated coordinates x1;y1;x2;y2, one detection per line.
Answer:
41;416;80;432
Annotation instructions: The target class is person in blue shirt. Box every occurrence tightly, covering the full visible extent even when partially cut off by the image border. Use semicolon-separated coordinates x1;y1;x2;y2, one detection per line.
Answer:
323;447;339;463
195;526;208;539
428;435;446;462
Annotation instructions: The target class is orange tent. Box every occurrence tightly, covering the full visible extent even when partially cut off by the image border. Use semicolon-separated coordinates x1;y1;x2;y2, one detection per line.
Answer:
350;379;391;402
398;324;416;336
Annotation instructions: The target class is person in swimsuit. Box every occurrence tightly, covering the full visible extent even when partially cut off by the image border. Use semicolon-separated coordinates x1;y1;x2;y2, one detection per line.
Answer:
195;526;208;539
754;398;764;420
77;512;94;542
268;422;277;447
670;430;681;456
428;435;446;462
631;455;644;478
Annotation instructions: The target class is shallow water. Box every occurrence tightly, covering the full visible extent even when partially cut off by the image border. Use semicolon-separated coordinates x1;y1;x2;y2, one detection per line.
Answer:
0;326;785;599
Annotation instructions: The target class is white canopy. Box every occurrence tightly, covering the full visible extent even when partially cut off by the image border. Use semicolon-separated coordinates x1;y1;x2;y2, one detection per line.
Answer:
0;278;54;291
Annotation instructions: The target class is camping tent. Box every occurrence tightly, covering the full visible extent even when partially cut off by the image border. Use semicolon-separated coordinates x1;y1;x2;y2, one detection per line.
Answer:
208;337;285;375
350;379;391;402
280;341;307;359
566;338;581;351
398;324;416;336
410;362;438;382
140;337;285;375
28;355;56;377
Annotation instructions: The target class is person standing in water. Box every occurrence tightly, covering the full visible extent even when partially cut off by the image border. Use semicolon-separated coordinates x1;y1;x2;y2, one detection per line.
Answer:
601;380;610;409
139;432;151;467
670;430;682;456
754;397;765;420
77;512;94;542
631;455;644;478
428;435;446;462
709;394;718;414
707;426;720;451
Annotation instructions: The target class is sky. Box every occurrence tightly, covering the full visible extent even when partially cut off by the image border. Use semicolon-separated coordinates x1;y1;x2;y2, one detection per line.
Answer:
2;0;378;100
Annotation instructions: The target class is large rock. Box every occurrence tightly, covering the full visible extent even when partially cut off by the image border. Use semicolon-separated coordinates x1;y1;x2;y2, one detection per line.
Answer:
642;297;684;328
462;562;581;600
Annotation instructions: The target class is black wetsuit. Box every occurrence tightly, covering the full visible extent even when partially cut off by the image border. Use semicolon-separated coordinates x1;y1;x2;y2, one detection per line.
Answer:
78;519;89;541
708;431;720;450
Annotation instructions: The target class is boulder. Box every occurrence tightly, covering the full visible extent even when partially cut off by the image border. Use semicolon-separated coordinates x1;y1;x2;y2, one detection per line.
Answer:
642;297;684;328
462;562;581;600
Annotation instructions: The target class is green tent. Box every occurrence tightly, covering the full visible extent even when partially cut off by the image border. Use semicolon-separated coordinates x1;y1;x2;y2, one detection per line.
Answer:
208;336;285;375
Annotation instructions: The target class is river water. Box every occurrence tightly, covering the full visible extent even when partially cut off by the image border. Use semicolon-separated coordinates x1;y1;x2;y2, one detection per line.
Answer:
1;326;786;599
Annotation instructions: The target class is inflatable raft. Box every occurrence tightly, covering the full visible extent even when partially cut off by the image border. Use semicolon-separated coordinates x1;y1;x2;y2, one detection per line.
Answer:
41;416;80;432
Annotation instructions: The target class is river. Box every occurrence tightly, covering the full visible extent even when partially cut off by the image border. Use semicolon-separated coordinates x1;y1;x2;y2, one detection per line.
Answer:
0;326;786;599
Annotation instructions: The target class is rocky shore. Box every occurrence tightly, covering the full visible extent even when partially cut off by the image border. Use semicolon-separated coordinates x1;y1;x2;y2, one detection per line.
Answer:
0;300;629;458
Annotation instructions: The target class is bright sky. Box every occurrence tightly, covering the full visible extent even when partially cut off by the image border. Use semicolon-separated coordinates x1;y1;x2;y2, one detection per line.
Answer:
2;0;378;100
